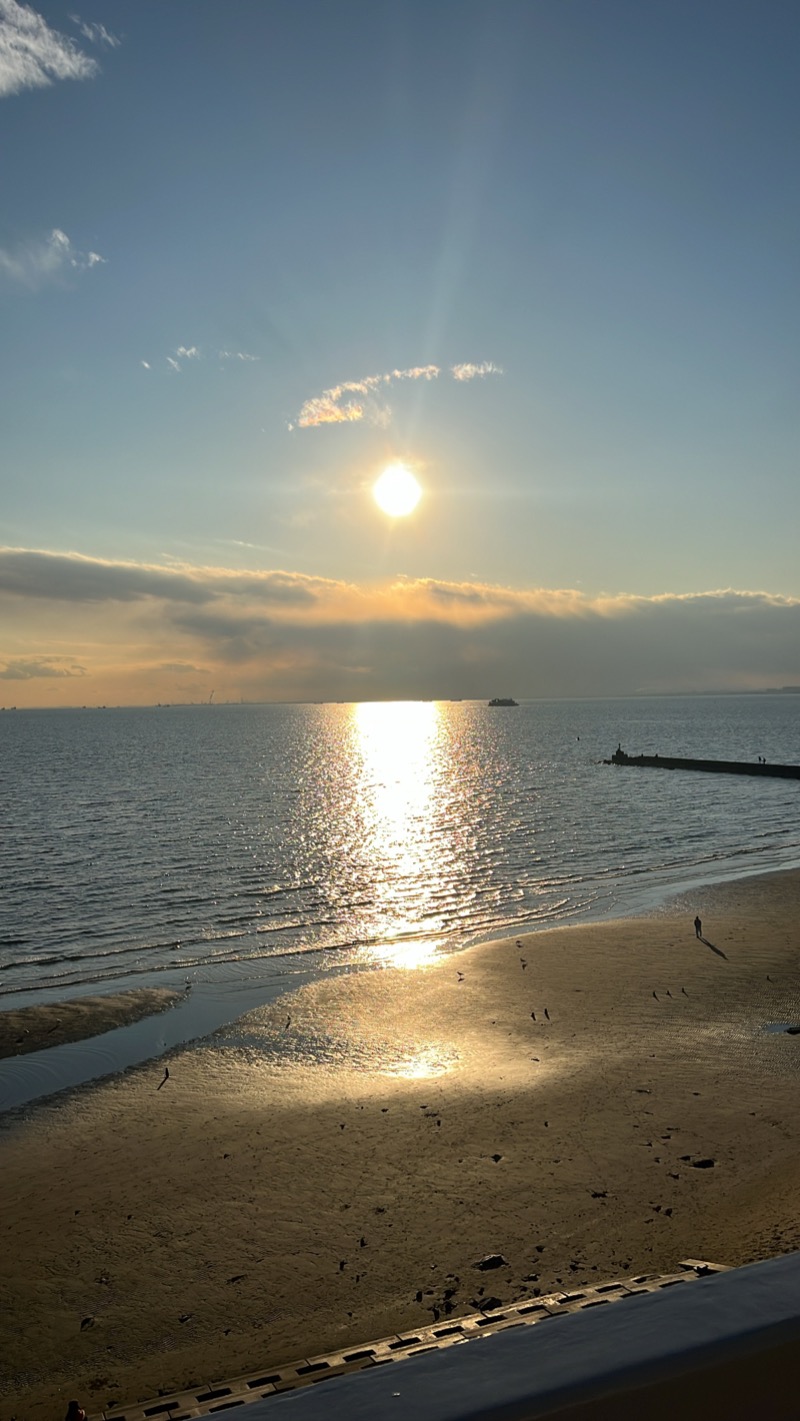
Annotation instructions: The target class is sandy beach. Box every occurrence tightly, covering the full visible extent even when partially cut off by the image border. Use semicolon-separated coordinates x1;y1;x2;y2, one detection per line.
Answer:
2;869;800;1420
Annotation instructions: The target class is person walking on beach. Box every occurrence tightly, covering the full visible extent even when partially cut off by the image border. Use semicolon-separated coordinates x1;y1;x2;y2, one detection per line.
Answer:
694;915;702;939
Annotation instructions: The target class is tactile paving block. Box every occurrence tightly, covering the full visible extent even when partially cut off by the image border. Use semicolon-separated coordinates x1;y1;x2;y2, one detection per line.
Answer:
102;1260;727;1420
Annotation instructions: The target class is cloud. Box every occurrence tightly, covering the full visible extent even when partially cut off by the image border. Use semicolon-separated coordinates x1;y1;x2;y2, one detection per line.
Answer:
163;345;201;372
144;346;262;374
1;547;798;706
0;547;323;606
292;361;495;430
0;0;98;97
451;361;503;381
0;655;85;679
69;15;121;49
0;227;105;288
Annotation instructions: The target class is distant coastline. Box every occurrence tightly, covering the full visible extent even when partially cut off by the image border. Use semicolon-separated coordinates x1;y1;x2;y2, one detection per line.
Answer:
3;686;800;712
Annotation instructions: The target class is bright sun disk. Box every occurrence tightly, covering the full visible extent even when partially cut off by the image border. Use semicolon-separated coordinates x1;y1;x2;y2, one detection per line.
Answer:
372;463;422;518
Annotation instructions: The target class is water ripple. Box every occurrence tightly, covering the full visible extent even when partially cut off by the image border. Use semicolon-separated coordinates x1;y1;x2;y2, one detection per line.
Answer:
2;696;799;997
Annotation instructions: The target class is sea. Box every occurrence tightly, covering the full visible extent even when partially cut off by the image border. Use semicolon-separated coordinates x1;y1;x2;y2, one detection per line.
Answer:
1;695;799;1109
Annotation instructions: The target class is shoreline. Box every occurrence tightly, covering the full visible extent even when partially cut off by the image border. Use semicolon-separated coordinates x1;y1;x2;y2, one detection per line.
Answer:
2;866;800;1419
0;988;181;1060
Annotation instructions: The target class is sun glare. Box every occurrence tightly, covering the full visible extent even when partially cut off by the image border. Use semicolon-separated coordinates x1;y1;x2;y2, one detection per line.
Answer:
372;462;422;518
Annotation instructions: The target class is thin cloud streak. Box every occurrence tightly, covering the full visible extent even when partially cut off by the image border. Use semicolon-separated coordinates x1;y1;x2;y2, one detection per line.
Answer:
1;548;798;705
69;15;121;49
165;344;200;372
0;655;85;679
292;361;499;429
0;227;105;288
451;361;503;381
0;0;98;97
144;346;261;372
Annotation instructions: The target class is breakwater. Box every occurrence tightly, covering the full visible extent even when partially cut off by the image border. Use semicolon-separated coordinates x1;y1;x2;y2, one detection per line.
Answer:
607;748;800;780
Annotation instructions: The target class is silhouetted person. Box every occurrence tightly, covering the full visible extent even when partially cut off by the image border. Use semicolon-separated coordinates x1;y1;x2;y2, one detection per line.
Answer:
65;1404;87;1421
694;915;702;939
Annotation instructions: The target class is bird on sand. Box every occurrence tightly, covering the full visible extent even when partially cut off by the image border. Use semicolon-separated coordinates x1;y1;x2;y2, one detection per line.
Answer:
544;1007;550;1021
456;971;465;982
284;1015;291;1030
157;1066;170;1091
681;987;689;997
531;1010;536;1021
652;991;659;1000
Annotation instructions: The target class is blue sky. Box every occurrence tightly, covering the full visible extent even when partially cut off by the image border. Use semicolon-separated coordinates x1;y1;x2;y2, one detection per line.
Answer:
1;0;799;704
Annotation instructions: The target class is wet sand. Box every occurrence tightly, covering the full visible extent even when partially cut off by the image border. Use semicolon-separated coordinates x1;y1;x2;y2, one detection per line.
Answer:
0;988;181;1059
2;869;800;1420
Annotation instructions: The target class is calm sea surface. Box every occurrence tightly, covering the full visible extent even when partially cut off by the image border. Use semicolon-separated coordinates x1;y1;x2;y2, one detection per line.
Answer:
3;695;799;1005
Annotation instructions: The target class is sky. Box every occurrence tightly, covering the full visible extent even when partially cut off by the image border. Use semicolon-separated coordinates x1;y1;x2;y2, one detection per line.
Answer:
1;0;799;706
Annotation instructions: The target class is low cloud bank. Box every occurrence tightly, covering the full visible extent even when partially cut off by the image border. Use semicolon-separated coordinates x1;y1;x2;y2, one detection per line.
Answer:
1;548;797;705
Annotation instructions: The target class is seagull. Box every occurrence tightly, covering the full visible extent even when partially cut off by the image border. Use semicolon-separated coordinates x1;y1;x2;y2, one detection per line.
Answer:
531;1010;536;1021
520;959;527;970
456;971;465;982
544;1007;550;1021
284;1015;291;1030
157;1066;170;1091
653;991;659;1000
681;987;689;997
666;989;672;998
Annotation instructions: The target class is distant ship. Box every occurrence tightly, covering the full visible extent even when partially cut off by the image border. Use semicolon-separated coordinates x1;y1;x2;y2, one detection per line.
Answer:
488;697;518;707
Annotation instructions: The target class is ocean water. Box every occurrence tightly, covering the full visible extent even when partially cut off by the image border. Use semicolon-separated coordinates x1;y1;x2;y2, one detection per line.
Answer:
2;695;799;1006
1;694;799;1110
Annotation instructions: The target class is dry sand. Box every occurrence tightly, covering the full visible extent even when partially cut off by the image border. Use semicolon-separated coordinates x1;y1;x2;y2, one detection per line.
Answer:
2;869;800;1420
0;989;181;1059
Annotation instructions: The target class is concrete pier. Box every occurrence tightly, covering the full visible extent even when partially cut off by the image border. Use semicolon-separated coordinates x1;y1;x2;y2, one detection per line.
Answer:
606;748;800;779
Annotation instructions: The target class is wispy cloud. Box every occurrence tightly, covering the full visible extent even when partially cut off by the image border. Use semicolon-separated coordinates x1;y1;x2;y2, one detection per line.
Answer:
0;0;99;97
142;346;262;374
0;655;85;680
0;227;105;289
292;361;500;429
451;361;503;381
69;14;121;49
164;345;201;372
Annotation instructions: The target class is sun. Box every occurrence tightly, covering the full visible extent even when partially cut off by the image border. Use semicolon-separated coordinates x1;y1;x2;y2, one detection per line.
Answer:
372;462;422;518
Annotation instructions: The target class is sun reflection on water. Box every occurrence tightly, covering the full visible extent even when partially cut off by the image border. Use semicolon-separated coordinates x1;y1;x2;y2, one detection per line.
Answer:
351;701;446;969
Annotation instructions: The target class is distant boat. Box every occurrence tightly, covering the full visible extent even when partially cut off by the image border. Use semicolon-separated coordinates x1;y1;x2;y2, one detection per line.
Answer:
488;697;518;707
